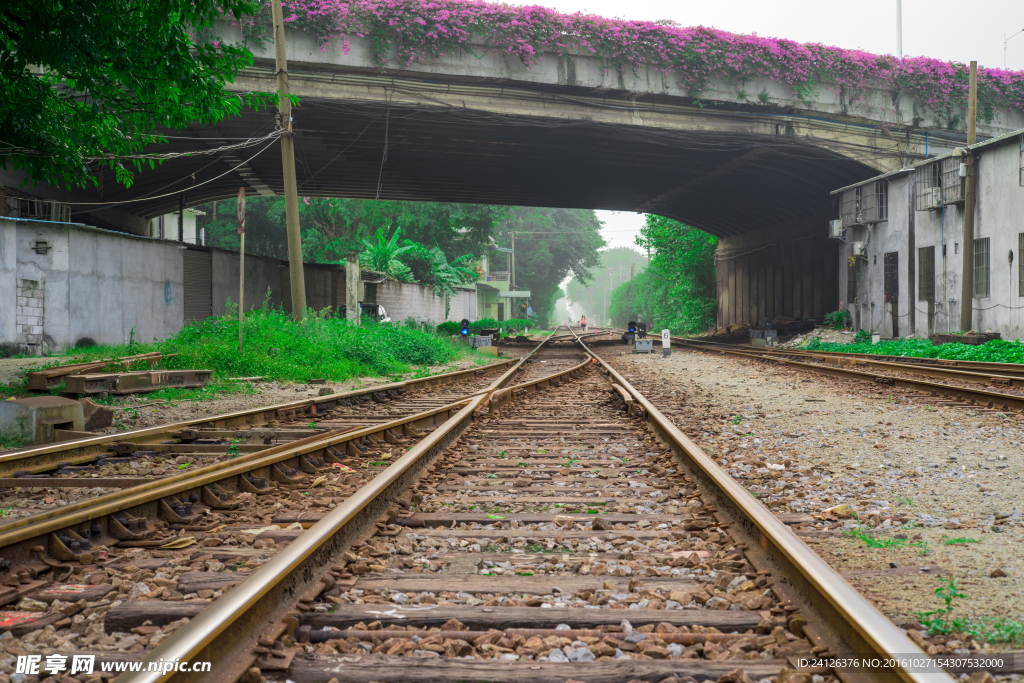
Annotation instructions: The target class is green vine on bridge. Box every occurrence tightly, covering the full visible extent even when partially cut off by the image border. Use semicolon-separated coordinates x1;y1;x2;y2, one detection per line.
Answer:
247;0;1024;125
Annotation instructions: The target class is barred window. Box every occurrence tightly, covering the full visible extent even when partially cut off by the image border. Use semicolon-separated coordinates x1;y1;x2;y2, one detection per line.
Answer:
915;163;943;210
918;246;935;301
884;252;899;302
974;237;990;298
862;181;888;223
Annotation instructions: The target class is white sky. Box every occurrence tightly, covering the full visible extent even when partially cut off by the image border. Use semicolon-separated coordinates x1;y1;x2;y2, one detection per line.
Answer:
504;0;1024;70
533;0;1024;254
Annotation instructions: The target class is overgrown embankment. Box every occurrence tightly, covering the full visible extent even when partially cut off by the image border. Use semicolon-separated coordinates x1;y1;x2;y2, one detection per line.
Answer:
9;306;480;400
806;337;1024;364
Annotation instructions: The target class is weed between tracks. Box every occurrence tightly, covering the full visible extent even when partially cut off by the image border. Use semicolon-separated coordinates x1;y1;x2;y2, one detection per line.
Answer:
844;514;930;554
913;579;1024;644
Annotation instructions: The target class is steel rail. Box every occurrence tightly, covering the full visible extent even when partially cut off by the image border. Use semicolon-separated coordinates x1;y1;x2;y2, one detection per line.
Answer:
682;337;1024;377
0;358;519;476
678;339;1024;413
0;352;585;544
0;402;463;551
116;330;591;683
682;338;1024;388
571;329;952;683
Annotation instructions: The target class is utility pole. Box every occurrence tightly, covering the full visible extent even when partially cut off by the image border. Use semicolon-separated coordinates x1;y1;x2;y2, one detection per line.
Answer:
1006;29;1024;68
178;195;184;242
510;233;515;289
896;0;903;58
272;0;307;320
960;61;978;333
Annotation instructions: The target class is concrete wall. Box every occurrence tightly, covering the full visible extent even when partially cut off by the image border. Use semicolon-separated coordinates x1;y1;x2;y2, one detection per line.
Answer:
211;249;286;316
0;220;484;352
716;214;840;328
376;280;477;325
835;135;1024;340
0;221;19;346
0;219;184;352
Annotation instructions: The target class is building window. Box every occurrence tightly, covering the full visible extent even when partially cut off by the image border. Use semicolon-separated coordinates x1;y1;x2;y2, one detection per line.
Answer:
915;163;943;210
884;252;899;302
1020;135;1024;187
840;187;862;227
973;237;990;298
940;157;965;205
918;246;935;301
862;181;888;223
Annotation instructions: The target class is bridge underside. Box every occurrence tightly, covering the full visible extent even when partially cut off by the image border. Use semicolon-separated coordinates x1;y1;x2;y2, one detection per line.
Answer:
80;98;877;327
100;98;875;238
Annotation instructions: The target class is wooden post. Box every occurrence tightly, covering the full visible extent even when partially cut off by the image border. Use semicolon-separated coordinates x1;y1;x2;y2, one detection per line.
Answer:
959;61;978;333
272;0;307;321
237;187;247;352
239;231;246;351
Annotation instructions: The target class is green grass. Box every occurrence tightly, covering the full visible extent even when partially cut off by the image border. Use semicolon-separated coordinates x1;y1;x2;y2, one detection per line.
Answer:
804;337;1024;364
944;537;980;546
6;302;479;403
910;578;1023;645
0;431;28;449
844;515;929;552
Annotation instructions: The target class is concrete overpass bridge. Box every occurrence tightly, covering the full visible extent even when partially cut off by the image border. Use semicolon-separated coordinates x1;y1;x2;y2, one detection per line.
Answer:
18;24;1024;327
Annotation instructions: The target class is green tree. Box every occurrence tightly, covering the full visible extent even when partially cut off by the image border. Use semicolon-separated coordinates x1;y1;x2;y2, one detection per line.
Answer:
610;215;717;334
492;208;605;327
403;242;478;316
1;0;267;189
360;227;414;282
565;246;647;321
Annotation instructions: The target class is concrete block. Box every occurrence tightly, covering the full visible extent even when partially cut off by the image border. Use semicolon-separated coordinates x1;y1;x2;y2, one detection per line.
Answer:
16;297;27;306
15;316;29;326
476;346;498;357
79;397;113;430
0;396;85;445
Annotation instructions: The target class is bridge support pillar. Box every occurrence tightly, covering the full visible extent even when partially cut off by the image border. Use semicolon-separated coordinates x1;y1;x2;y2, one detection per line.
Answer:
715;215;838;329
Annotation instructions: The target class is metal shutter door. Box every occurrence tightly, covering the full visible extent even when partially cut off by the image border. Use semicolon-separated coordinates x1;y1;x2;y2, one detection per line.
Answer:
183;250;212;323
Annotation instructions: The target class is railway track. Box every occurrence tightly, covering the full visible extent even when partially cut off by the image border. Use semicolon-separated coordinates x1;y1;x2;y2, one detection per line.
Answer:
0;326;961;683
677;338;1024;415
0;358;530;522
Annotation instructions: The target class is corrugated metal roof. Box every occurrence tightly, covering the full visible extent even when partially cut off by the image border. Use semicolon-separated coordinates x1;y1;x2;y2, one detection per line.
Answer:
829;168;913;195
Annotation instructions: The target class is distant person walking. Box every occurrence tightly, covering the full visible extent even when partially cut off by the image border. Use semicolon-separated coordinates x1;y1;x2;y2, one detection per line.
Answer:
580;314;587;332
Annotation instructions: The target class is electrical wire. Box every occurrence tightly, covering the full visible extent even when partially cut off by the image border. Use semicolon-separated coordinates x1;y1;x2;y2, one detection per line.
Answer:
61;136;281;208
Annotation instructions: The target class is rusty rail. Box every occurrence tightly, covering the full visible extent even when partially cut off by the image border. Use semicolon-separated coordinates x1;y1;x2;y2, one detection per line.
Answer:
573;329;950;683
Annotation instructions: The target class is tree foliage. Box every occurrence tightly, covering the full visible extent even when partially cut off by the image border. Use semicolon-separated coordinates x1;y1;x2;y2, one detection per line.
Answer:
195;198;605;324
492;208;605;327
360;227;414;281
565;246;647;320
610;215;717;334
1;0;268;189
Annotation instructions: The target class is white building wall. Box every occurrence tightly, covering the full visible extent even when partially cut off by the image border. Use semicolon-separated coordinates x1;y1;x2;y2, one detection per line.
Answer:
149;209;203;244
836;133;1024;341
